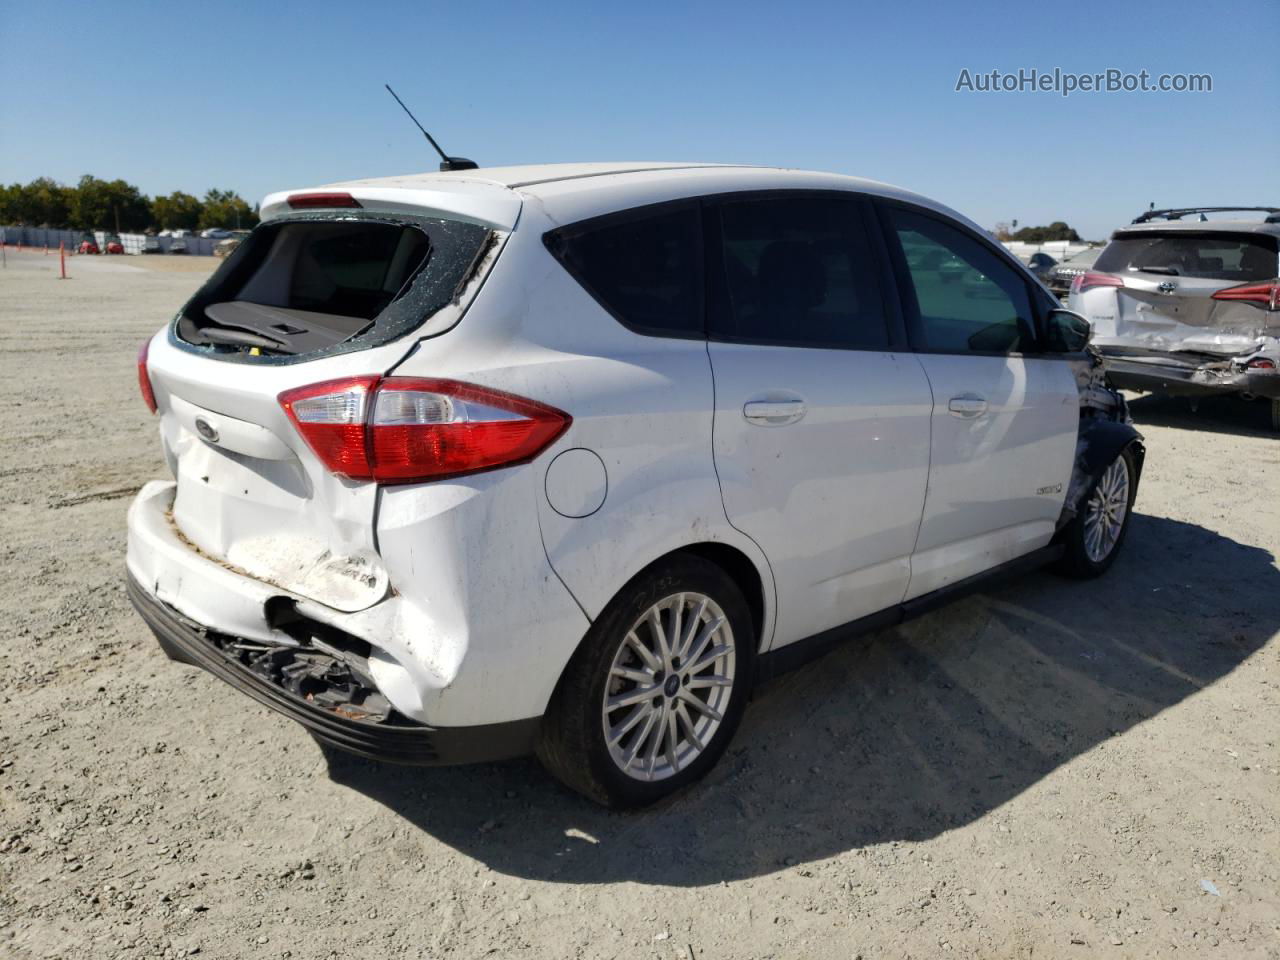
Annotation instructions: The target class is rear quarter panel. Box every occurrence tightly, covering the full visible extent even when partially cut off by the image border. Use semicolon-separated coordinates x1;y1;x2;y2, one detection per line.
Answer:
390;219;777;650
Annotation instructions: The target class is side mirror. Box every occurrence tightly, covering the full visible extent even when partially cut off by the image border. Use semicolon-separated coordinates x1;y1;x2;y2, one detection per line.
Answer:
1044;307;1092;353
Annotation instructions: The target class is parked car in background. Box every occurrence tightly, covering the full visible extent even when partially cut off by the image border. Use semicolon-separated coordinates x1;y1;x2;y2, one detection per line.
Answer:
78;235;99;255
201;228;233;239
143;236;162;254
213;236;245;258
1069;207;1280;428
105;235;124;255
168;237;188;254
1048;246;1102;300
128;163;1143;807
1023;251;1058;282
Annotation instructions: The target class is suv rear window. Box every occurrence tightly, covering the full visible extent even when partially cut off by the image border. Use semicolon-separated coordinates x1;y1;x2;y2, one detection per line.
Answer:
277;222;431;318
544;202;702;338
1095;231;1279;281
176;216;491;361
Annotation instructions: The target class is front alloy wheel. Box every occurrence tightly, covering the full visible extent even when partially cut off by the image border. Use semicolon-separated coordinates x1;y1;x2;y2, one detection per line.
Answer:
1082;455;1131;563
1056;445;1138;579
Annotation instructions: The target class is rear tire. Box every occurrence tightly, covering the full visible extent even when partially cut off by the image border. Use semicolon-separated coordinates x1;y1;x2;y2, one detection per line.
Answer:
1055;446;1137;579
1270;398;1280;433
536;554;755;808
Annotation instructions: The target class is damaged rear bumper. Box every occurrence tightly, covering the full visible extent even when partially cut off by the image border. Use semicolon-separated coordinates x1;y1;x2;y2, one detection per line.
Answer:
1102;355;1280;399
127;572;538;765
125;478;563;764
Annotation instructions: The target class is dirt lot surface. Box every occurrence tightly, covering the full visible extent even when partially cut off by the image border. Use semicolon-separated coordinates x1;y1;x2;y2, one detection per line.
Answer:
116;254;231;274
3;248;1278;959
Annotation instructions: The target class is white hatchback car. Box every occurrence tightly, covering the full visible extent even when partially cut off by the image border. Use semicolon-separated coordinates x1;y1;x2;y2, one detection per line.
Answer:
128;163;1143;806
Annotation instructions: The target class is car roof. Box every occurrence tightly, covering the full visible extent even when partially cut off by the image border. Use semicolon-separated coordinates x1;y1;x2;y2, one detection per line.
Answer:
345;161;739;189
1114;219;1280;238
260;162;979;235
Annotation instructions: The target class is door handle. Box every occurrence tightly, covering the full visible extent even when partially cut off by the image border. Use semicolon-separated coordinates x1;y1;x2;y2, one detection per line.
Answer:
948;395;988;418
743;399;807;426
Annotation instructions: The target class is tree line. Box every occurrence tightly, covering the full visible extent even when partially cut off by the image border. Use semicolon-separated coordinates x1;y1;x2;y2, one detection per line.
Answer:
0;176;260;233
992;221;1083;243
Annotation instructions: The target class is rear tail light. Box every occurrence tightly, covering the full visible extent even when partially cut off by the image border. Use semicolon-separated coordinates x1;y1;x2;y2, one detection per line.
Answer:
1211;280;1280;310
1246;357;1277;371
138;339;158;414
286;191;362;209
279;377;571;484
1071;271;1125;295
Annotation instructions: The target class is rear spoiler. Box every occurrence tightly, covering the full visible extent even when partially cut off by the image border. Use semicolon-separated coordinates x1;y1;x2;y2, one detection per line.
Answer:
1132;206;1280;224
259;184;521;231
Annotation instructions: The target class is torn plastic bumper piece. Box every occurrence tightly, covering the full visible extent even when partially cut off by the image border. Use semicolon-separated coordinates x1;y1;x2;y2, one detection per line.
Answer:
1102;347;1280;400
127;573;538;766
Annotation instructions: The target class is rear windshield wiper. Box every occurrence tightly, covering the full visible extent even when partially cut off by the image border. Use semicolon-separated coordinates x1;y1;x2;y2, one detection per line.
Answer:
1136;265;1180;276
193;324;287;351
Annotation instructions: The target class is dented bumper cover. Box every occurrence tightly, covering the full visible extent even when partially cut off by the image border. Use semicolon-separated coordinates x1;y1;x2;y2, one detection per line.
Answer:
126;477;589;760
127;573;536;764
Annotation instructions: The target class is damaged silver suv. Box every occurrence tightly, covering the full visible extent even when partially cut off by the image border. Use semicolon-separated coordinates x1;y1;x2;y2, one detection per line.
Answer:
1069;207;1280;428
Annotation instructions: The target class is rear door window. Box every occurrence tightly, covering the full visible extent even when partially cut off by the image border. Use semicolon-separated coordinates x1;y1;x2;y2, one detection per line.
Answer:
709;194;891;349
1094;231;1279;281
543;202;703;338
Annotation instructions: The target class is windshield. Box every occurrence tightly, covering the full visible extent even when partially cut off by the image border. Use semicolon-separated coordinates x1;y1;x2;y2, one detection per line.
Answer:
1095;231;1278;281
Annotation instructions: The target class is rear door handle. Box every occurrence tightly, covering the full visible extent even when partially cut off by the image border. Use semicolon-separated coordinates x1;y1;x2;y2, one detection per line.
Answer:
948;395;988;418
743;399;807;426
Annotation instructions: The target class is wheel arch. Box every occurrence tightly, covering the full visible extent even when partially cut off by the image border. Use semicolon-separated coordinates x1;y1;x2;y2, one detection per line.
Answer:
660;542;767;647
547;536;776;703
586;539;774;652
1058;418;1145;529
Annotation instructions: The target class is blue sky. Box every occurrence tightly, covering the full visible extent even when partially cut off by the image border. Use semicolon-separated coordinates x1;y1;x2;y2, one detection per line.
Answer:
2;0;1276;239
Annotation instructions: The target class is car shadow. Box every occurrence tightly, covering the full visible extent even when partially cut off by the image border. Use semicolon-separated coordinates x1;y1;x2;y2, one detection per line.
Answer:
1126;391;1276;437
320;513;1276;886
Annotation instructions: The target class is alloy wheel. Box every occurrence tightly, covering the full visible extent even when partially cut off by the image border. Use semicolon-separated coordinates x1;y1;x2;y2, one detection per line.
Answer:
1083;456;1131;563
600;592;737;781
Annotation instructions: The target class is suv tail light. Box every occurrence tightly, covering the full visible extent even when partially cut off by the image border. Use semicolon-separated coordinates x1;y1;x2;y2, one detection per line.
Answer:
279;377;571;484
138;339;158;414
1071;271;1125;295
1212;280;1280;310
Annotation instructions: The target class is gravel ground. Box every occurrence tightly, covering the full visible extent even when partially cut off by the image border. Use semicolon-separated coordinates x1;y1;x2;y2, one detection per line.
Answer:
2;248;1277;959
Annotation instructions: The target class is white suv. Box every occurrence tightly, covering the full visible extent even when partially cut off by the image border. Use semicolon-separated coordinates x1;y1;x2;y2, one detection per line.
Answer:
127;163;1143;806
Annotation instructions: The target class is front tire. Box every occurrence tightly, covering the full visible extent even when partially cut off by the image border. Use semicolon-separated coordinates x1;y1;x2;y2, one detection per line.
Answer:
536;554;755;807
1056;446;1137;579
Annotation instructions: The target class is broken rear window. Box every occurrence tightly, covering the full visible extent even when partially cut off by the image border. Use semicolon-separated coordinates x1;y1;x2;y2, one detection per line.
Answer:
1095;231;1279;282
174;214;491;362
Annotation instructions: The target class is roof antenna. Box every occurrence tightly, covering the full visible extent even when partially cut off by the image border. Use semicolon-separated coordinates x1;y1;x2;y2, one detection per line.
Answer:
384;84;478;172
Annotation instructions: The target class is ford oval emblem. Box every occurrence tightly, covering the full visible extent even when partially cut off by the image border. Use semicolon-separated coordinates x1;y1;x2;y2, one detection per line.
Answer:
194;417;219;443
